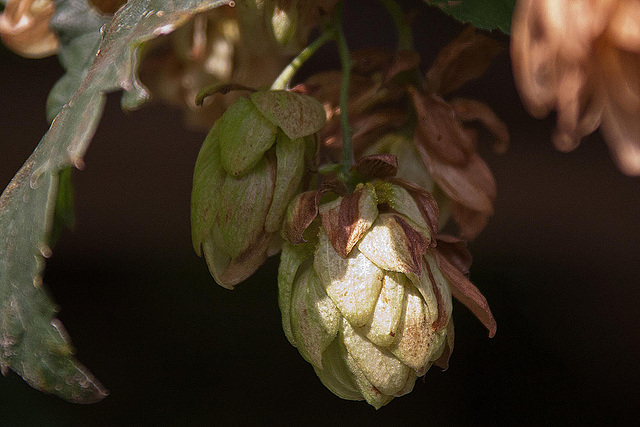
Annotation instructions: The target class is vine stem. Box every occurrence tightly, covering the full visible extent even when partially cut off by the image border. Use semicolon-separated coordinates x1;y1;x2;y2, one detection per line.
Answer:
270;30;335;90
378;0;413;50
270;1;357;190
333;2;355;183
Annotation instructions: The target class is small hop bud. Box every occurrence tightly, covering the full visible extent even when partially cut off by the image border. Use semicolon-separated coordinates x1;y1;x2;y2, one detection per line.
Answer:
191;90;325;288
243;0;339;48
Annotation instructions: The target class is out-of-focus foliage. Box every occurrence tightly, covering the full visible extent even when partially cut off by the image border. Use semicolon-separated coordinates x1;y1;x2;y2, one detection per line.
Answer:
425;0;516;34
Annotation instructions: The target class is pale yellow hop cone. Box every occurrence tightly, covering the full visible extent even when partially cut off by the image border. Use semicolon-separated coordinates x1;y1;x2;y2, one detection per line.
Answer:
279;177;456;408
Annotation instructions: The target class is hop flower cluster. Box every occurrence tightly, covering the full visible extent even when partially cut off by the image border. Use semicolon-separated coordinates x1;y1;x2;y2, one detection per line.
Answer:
278;162;495;408
191;26;502;408
302;28;509;239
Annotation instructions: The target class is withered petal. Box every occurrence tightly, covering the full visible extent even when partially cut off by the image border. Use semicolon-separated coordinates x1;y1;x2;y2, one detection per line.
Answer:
450;202;491;241
351;48;395;75
449;98;510;154
283;190;324;244
320;184;378;257
425;26;503;96
435;252;497;337
389;178;440;241
352;110;408;156
426;152;496;215
409;88;476;166
434;234;472;274
384;50;421;83
351;154;398;181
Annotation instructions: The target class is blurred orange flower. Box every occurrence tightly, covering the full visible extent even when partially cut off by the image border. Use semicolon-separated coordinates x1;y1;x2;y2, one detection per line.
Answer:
511;0;640;175
0;0;59;58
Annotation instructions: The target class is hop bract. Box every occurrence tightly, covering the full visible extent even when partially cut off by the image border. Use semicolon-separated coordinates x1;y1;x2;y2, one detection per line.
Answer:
191;90;325;288
279;178;456;408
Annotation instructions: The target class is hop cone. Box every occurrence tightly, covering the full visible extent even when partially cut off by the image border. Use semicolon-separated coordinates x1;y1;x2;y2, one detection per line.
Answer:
191;90;325;288
279;178;457;408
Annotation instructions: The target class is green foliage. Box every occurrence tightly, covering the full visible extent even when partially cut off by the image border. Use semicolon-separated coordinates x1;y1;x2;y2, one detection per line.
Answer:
424;0;516;34
0;0;230;403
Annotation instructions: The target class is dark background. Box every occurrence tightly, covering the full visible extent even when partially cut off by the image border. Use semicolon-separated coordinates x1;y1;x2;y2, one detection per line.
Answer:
1;1;637;424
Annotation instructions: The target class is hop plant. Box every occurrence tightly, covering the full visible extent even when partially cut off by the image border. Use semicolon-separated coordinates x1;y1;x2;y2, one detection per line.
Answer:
0;0;517;409
304;28;509;239
278;156;496;408
191;89;326;288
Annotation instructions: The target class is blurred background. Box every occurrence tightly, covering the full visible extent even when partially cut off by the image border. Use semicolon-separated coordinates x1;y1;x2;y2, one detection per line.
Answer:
1;1;637;424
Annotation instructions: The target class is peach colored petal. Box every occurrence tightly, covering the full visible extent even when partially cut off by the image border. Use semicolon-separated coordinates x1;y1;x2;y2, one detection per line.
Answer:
601;98;640;175
608;0;640;52
511;0;559;117
0;0;59;58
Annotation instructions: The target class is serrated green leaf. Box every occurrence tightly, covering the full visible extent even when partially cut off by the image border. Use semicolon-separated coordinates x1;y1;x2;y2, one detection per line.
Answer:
425;0;516;34
0;0;230;403
46;0;110;122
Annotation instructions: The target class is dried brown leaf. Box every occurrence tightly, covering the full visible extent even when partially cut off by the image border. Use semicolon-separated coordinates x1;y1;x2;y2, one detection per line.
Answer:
435;252;496;337
409;88;475;166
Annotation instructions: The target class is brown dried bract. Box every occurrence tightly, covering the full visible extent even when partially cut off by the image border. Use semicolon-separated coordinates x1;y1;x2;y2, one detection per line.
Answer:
320;186;375;257
390;177;440;243
282;189;324;244
351;153;398;181
435;248;497;338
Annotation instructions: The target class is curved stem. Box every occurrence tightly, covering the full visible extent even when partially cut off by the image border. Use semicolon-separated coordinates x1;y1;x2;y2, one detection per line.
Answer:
270;30;335;90
378;0;413;51
333;2;355;185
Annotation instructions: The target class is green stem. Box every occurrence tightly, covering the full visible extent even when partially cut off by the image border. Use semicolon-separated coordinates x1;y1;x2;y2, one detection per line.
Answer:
378;0;413;51
333;2;355;183
270;30;335;90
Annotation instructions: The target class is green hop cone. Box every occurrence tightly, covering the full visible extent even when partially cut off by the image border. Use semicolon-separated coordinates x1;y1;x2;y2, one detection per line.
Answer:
279;178;458;408
191;90;326;288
